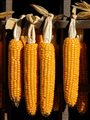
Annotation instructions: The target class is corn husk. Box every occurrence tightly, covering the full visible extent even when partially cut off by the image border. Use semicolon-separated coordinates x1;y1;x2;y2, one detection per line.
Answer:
31;4;64;20
0;11;14;19
77;11;90;19
31;4;49;17
72;1;90;19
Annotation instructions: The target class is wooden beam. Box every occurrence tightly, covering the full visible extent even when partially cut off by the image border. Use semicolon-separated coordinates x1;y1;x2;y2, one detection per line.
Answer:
6;0;12;11
54;20;69;29
63;0;71;19
5;0;12;19
54;20;90;29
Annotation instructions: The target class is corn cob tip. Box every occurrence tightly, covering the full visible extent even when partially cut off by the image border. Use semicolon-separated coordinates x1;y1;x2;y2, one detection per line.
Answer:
41;111;51;117
14;102;19;108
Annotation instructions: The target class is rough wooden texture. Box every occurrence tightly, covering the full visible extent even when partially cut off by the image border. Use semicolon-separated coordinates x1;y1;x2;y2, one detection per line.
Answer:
54;20;90;29
63;0;71;19
6;0;12;11
6;0;12;19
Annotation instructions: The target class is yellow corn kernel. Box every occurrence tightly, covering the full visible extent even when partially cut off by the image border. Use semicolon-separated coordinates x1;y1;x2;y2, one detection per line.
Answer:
24;43;38;116
8;39;23;106
39;42;55;116
63;37;80;107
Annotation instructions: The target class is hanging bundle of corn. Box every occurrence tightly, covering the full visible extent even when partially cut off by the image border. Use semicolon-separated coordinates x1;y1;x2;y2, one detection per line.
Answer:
8;20;23;106
31;3;63;116
31;4;55;116
39;14;55;116
63;13;80;107
24;14;38;116
76;29;88;114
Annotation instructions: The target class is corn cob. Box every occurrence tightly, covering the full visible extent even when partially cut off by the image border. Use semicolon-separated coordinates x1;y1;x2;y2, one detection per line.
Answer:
63;37;80;107
8;39;23;106
77;42;88;114
24;43;38;116
39;37;55;116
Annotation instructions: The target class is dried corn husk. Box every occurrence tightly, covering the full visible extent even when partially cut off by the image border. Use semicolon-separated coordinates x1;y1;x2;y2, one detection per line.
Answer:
31;4;49;17
0;11;14;19
77;11;90;19
31;4;64;21
72;1;90;19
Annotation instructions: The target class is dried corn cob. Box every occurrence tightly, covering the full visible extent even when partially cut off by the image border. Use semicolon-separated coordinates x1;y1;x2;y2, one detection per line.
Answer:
8;39;23;106
63;37;80;107
33;7;56;115
24;43;38;115
77;42;88;114
39;38;55;116
24;15;38;115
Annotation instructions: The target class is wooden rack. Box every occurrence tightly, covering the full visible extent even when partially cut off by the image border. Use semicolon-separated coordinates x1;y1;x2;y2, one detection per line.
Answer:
55;20;90;29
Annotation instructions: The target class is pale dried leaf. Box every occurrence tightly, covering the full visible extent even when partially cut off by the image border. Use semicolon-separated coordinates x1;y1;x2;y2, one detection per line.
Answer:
77;11;90;19
74;1;90;11
75;2;85;8
0;11;14;19
83;1;90;9
75;1;90;9
72;7;76;14
5;18;18;30
72;5;89;12
31;4;49;17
